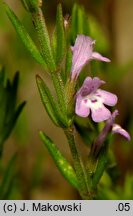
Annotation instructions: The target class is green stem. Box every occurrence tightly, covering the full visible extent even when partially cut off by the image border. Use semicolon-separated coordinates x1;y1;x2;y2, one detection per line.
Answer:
51;72;67;116
64;127;93;199
86;155;97;182
31;7;67;116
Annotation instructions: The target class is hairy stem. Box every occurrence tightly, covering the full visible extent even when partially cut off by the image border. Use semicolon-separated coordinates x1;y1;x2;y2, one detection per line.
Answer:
51;72;67;116
64;127;94;199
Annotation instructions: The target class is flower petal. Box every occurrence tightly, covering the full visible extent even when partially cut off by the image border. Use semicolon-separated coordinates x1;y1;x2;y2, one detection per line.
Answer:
91;105;111;122
75;94;90;117
91;77;105;92
92;52;111;62
112;124;131;141
78;76;105;96
71;35;94;80
97;89;118;106
79;77;93;96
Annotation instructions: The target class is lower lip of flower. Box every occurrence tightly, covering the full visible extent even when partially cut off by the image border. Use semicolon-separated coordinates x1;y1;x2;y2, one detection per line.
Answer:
83;94;103;110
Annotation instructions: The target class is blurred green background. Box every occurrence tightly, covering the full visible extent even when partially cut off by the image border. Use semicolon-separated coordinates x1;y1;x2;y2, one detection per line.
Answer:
0;0;133;199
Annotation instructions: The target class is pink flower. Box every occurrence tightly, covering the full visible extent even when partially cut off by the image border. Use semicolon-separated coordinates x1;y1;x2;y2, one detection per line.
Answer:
112;124;130;141
75;77;117;122
71;35;110;80
92;110;131;156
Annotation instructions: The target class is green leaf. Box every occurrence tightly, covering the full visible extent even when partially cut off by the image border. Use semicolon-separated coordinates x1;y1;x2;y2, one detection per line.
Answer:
21;0;39;12
0;70;26;155
4;3;47;68
77;6;90;36
31;8;56;71
21;0;30;11
71;4;78;44
36;75;68;127
40;131;79;190
65;49;72;80
92;144;108;188
5;72;19;117
70;4;90;44
0;153;17;199
51;29;57;63
36;75;60;126
2;102;26;144
55;4;66;65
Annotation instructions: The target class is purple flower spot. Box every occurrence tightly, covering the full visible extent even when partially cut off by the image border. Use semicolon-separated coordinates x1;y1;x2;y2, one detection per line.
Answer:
84;99;88;104
91;99;97;103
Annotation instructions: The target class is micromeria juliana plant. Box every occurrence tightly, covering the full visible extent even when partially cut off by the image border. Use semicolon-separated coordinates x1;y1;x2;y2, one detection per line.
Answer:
5;1;131;199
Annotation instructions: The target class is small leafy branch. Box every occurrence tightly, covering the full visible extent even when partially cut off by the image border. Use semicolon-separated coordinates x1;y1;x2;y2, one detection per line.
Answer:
0;68;25;199
0;68;25;155
4;0;130;199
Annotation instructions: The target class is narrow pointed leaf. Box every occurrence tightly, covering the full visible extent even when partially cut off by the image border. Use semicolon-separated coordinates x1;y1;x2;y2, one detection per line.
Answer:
6;101;26;133
77;6;90;36
77;7;83;34
40;131;79;189
65;49;72;78
1;101;26;149
0;153;17;199
36;75;67;127
71;4;78;43
36;75;59;126
71;4;90;43
55;4;66;65
5;3;47;68
21;0;39;12
82;10;90;36
51;29;57;60
21;0;30;11
32;8;56;71
7;71;19;116
92;144;108;188
0;69;25;156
